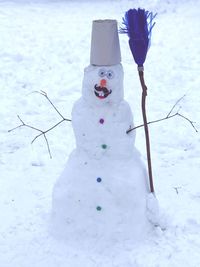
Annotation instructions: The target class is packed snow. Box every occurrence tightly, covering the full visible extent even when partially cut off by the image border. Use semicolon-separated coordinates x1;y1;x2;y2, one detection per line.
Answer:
0;0;200;267
52;60;154;244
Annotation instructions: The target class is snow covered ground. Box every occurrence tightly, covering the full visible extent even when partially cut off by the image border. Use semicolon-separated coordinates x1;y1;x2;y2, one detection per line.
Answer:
0;0;200;266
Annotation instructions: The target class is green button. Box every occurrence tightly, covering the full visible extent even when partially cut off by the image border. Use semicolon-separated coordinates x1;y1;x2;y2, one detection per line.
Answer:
96;206;102;211
101;144;107;149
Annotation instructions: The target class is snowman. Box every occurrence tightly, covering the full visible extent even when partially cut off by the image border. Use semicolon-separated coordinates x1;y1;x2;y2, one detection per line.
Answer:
51;20;158;243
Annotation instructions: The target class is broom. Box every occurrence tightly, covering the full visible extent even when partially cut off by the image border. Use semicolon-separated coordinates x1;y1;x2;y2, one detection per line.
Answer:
120;8;157;194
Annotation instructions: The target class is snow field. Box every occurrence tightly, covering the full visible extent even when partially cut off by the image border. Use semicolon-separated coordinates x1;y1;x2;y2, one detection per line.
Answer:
0;0;200;266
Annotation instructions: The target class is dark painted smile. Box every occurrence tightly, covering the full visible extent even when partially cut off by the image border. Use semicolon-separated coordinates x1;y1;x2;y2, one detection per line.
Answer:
94;84;112;99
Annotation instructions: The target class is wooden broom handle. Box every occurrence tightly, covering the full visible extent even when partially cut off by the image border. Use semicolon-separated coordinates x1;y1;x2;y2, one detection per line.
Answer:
138;67;155;193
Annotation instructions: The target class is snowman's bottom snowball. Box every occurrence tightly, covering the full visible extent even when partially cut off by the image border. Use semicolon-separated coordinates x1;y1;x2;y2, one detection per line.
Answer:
51;150;153;243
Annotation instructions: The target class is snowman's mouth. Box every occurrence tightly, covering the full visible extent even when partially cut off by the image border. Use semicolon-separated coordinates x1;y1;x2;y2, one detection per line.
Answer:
94;84;112;99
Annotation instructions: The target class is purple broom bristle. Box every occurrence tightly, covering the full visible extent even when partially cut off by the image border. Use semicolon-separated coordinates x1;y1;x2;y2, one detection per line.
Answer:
120;8;157;67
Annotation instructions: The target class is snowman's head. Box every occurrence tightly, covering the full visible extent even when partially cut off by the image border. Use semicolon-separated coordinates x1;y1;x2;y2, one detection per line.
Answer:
82;63;124;106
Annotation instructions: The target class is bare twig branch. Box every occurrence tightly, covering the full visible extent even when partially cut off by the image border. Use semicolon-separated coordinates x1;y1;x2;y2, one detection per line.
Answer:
31;119;66;144
174;186;181;194
127;112;198;133
177;113;198;132
9;116;69;158
8;115;43;133
43;133;52;159
127;95;198;134
8;91;72;158
33;90;71;122
166;94;186;117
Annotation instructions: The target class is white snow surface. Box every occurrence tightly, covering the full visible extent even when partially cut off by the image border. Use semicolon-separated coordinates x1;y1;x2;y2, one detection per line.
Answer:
1;0;200;266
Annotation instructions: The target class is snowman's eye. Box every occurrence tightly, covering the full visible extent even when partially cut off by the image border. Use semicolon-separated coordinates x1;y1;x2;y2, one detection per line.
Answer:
98;69;106;77
107;70;114;79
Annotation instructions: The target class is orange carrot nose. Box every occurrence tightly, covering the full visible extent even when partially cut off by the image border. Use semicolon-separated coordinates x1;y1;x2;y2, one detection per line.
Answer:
100;79;107;87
